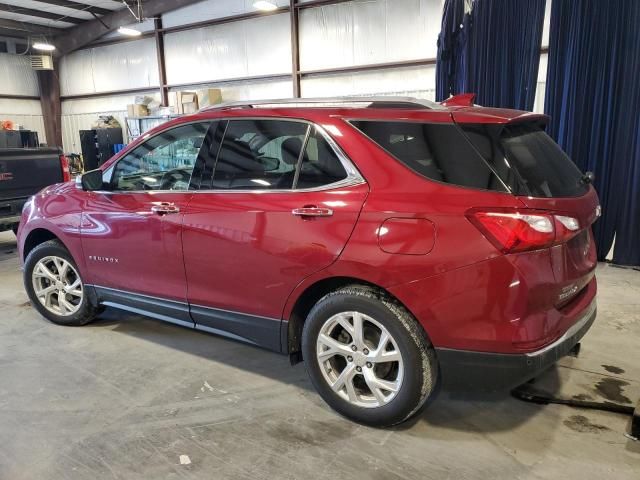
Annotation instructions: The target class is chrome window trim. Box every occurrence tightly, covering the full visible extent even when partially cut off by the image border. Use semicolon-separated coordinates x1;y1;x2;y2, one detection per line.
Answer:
93;117;365;195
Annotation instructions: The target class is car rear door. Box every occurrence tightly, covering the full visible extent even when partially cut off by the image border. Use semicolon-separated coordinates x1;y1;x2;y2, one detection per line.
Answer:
181;119;368;350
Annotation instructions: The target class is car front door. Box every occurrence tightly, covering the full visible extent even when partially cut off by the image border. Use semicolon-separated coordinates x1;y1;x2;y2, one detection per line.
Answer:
80;121;211;324
181;119;368;350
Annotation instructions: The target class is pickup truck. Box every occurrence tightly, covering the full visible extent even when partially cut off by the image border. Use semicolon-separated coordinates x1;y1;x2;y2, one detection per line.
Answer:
0;148;70;234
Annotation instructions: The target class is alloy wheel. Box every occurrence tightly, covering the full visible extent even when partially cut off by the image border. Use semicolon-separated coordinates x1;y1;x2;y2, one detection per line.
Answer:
316;311;404;408
32;256;83;317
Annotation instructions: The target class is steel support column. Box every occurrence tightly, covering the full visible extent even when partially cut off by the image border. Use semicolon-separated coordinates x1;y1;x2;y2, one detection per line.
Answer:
155;18;169;106
37;59;62;148
290;0;301;97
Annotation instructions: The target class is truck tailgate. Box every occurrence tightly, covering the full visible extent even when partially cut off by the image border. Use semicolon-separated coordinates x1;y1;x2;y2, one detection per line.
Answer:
0;148;63;200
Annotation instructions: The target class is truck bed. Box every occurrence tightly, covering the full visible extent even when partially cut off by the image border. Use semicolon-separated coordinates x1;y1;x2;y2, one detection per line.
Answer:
0;148;64;230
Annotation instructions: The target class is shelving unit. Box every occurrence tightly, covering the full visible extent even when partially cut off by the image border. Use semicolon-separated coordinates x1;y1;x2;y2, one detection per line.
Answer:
125;115;182;141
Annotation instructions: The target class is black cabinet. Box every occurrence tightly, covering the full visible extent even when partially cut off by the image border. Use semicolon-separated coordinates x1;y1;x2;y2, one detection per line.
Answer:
0;130;22;148
0;130;39;148
79;128;124;171
19;130;39;148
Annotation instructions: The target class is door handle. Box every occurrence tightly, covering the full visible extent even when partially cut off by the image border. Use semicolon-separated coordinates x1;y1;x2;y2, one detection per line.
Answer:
291;206;334;217
151;202;180;215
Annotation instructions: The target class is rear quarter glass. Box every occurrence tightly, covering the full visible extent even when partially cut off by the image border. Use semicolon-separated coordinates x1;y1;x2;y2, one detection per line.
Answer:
459;123;589;198
350;120;507;193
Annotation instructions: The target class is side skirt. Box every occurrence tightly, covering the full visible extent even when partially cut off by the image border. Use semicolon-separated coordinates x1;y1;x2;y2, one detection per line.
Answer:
90;285;284;352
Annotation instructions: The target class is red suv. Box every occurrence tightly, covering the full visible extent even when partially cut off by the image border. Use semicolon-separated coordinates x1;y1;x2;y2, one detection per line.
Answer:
18;96;599;427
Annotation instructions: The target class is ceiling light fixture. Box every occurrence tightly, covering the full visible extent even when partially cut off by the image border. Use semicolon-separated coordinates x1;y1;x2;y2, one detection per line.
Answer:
253;1;278;12
117;26;142;37
32;42;55;51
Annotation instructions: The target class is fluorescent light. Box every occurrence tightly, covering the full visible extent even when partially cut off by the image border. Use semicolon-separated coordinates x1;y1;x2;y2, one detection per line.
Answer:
117;26;142;37
253;1;278;11
32;42;55;51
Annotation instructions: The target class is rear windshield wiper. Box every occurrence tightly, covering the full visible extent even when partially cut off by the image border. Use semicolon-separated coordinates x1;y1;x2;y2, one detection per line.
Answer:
581;171;595;184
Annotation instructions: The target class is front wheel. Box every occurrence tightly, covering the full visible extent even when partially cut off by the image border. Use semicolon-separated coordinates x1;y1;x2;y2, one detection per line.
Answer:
23;240;99;326
302;285;438;427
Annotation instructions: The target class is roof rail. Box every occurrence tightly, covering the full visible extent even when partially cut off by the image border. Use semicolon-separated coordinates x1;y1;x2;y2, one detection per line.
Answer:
200;96;444;112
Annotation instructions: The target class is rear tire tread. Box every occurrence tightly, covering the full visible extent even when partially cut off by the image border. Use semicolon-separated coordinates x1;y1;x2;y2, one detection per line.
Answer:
304;284;438;427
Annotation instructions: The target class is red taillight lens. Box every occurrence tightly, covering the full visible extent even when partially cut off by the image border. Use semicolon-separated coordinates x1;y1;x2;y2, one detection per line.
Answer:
60;154;71;182
467;209;580;253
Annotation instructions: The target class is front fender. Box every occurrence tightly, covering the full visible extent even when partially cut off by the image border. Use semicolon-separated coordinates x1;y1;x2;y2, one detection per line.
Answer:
18;184;87;276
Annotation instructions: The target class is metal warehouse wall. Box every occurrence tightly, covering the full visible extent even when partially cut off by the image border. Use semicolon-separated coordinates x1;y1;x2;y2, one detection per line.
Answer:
0;53;46;144
58;0;550;153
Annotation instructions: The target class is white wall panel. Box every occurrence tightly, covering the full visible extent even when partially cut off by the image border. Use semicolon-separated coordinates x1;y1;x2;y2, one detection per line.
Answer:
299;0;442;71
171;79;293;102
301;65;436;99
60;39;159;96
164;14;291;86
0;99;45;144
162;0;289;28
0;54;39;96
542;0;552;48
533;53;548;114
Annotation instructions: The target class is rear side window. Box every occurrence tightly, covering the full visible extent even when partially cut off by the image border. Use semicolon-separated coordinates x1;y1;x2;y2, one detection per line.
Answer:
212;120;308;190
351;120;507;192
296;127;348;189
460;123;588;198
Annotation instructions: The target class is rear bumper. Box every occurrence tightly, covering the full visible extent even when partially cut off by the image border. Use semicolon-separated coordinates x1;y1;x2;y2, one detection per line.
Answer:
435;298;597;391
0;197;27;227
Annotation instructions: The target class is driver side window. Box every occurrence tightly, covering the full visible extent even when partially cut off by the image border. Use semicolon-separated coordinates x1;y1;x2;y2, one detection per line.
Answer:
111;122;210;191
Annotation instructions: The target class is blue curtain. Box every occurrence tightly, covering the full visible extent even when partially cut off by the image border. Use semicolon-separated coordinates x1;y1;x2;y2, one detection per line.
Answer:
544;0;640;265
435;0;468;101
436;0;546;111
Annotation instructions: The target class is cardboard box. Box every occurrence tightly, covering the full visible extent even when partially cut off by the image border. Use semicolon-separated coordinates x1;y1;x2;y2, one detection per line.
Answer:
196;88;223;108
134;95;154;106
127;104;149;118
176;91;199;114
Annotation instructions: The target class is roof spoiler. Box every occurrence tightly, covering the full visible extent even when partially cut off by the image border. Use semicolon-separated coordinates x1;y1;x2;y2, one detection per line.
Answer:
441;93;476;107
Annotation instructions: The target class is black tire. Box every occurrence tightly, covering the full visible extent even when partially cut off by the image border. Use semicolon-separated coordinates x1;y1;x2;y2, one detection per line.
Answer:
23;239;98;326
302;285;438;427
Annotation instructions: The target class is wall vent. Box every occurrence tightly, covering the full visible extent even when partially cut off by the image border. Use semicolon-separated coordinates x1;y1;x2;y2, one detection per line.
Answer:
31;55;54;70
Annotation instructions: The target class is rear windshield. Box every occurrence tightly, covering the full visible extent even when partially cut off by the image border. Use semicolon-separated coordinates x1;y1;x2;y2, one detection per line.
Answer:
460;123;588;198
351;120;507;192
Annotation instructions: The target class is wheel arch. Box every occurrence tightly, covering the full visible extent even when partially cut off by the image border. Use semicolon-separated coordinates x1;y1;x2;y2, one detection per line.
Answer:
23;228;64;261
284;276;425;359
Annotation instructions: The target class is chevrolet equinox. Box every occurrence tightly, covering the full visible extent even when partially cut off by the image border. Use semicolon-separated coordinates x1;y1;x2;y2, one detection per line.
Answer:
18;95;600;427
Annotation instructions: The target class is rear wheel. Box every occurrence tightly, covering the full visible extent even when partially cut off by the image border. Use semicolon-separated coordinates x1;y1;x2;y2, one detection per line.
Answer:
24;240;98;326
302;285;438;427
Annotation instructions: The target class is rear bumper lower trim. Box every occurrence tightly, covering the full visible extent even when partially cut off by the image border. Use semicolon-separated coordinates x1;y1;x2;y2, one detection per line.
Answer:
435;299;597;392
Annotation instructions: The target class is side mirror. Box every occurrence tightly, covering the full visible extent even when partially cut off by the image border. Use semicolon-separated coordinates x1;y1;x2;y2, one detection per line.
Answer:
80;169;105;191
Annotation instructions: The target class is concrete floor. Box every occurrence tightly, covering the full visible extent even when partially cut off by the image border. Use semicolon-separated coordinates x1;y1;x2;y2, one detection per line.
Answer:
0;231;638;479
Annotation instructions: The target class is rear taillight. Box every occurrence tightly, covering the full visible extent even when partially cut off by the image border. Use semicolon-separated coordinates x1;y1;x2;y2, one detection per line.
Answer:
60;154;71;182
467;208;581;253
